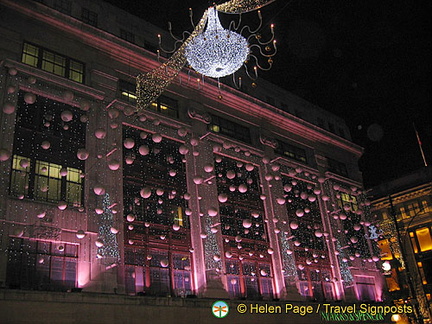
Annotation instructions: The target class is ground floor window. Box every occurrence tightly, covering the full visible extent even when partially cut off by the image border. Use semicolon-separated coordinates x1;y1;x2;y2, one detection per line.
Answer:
6;237;78;291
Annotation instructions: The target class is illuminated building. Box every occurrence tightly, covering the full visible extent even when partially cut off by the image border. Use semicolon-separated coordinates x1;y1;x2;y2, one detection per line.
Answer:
0;0;386;322
369;167;432;323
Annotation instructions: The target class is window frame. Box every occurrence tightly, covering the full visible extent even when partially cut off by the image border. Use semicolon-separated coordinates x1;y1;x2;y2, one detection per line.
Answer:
21;42;85;83
209;115;252;144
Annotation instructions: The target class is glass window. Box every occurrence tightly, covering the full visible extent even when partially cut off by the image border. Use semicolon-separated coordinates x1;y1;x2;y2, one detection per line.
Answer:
120;29;135;43
54;0;72;15
119;80;137;103
150;95;179;118
22;43;39;67
209;115;251;143
416;228;432;252
81;8;98;27
275;141;307;163
327;157;348;177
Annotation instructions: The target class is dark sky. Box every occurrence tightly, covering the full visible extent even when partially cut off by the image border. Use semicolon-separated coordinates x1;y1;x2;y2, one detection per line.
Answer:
105;0;431;188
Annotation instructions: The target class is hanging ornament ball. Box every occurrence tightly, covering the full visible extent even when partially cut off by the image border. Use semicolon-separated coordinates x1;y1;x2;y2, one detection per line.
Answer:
179;145;189;155
276;197;286;205
218;193;228;203
213;254;221;262
0;148;11;162
230;278;237;285
245;163;254;171
108;108;119;119
242;219;252;229
93;184;106;196
226;170;236;179
308;195;317;202
3;102;15;114
267;248;274;255
204;164;214;173
177;127;188;137
169;169;177;177
193;175;204;185
123;106;135;116
123;138;135;149
95;128;106;139
24;92;36;104
235;235;242;243
108;159;120;171
184;193;192;200
314;230;323;238
156;188;164;196
61;110;73;122
287;249;293;255
350;236;359;244
353;224;362;231
290;221;299;230
339;213;347;220
57;201;67;210
41;141;51;150
173;224;180;231
372;256;380;262
37;211;46;219
77;148;89;160
140;187;152;199
19;159;29;168
63;91;74;101
126;214;135;222
76;230;86;239
208;207;218;217
213;143;222;153
321;195;330;201
238;184;248;193
110;227;119;234
95;239;104;247
296;209;305;217
190;137;199;146
260;269;268;276
152;133;162;143
225;251;233;258
7;85;16;94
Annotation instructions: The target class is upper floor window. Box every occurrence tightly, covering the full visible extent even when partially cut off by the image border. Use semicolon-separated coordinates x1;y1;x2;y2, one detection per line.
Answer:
149;95;178;119
54;0;72;15
275;141;307;163
327;157;348;177
81;8;98;27
209;115;251;144
10;92;86;207
119;80;137;103
21;43;85;83
328;122;335;133
120;29;135;44
338;127;346;138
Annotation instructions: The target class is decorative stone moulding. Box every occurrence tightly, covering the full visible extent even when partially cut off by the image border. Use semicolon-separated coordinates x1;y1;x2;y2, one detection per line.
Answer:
260;134;278;149
188;108;211;124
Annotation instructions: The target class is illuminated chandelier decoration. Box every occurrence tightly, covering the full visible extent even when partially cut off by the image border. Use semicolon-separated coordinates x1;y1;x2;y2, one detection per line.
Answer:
136;0;277;111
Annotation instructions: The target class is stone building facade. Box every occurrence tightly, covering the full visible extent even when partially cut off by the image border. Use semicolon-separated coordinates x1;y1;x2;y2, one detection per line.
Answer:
0;0;384;309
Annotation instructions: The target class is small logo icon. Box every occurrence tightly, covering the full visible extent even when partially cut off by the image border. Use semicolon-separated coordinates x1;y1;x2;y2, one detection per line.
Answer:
212;300;229;318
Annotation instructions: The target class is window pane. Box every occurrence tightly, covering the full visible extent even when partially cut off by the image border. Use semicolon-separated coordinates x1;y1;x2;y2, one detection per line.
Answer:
22;43;39;67
416;228;432;252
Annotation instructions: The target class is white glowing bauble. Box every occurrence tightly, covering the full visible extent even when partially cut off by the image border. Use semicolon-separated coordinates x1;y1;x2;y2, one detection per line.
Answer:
57;201;67;210
296;209;304;217
152;133;162;143
40;141;50;150
382;261;391;271
353;224;362;231
225;251;232;258
185;8;249;79
126;214;135;222
265;173;273;181
294;240;301;247
350;236;359;244
213;254;221;261
95;239;104;247
108;159;120;171
235;235;242;243
204;164;214;173
218;193;228;203
313;188;321;195
179;145;189;155
213;143;222;153
200;233;207;239
169;169;177;177
140;187;152;199
3;102;15;114
95;208;104;215
238;184;248;193
76;230;86;239
24;92;36;104
60;167;68;177
185;208;192;216
372;256;380;262
110;227;119;234
61;110;73;122
95;128;106;139
230;278;237;285
242;219;252;229
193;175;204;185
156;188;164;196
172;224;180;231
184;193;191;200
244;163;254;171
339;213;347;220
260;269;268;276
260;194;267;200
267;248;274;255
77;148;89;160
93;184;106;196
19;159;29;168
226;170;236;179
208;207;218;216
37;211;46;219
177;127;188;137
123;138;135;149
276;197;286;205
321;195;330;201
0;148;11;161
290;221;299;230
308;195;317;202
314;230;323;238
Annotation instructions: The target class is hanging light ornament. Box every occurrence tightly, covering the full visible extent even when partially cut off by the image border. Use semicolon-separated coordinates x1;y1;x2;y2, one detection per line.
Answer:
185;7;249;78
136;0;277;110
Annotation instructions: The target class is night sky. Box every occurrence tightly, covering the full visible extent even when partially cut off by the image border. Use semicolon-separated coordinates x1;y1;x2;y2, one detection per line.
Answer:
105;0;431;188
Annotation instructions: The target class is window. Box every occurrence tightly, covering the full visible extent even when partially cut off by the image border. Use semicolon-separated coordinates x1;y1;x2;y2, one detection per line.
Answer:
119;80;137;104
317;118;325;128
10;92;85;207
6;238;78;291
338;127;346;138
54;0;72;15
21;43;85;83
209;115;251;143
120;29;135;43
327;157;348;177
81;8;98;27
416;227;432;252
275;141;307;163
328;122;335;133
265;96;275;106
149;96;179;118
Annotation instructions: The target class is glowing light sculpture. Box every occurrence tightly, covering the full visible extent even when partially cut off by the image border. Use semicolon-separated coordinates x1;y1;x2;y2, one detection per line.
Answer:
136;0;277;111
185;8;249;78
